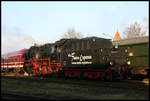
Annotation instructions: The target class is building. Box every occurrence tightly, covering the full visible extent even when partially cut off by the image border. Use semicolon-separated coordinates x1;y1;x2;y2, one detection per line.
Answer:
113;31;121;41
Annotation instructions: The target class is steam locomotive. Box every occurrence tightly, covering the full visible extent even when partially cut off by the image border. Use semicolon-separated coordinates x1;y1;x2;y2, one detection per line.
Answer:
22;37;131;80
1;37;131;80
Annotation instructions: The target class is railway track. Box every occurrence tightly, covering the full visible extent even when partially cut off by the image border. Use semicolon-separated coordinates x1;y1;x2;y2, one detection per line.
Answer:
2;91;57;100
2;74;149;100
1;74;149;91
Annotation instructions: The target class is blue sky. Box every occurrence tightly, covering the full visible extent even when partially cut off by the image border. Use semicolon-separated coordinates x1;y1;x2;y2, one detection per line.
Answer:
1;1;149;54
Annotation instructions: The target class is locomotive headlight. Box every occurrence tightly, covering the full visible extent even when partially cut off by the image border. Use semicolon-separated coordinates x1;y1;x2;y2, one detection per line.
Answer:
110;61;113;65
127;61;131;65
115;45;118;48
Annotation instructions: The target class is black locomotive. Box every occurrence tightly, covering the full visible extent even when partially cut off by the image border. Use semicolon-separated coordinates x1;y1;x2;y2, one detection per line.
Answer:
23;37;131;80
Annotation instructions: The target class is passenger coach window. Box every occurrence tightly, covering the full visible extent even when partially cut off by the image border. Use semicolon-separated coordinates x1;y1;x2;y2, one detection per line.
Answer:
5;59;7;63
16;56;19;62
1;59;4;63
11;57;13;62
9;57;11;62
18;55;21;62
12;57;15;62
13;57;15;62
15;56;17;62
14;56;17;62
8;58;10;62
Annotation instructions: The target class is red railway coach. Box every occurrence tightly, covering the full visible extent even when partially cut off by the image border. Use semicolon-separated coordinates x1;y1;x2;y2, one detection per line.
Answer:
1;49;27;72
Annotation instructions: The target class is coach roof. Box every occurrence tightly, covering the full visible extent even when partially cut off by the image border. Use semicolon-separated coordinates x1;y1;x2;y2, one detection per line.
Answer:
112;36;149;46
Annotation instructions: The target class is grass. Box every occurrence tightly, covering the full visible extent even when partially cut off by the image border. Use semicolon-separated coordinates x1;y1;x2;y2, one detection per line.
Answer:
1;77;149;100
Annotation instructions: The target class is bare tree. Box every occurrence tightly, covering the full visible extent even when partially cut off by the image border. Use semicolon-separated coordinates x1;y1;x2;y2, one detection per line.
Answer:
123;21;147;39
62;28;84;39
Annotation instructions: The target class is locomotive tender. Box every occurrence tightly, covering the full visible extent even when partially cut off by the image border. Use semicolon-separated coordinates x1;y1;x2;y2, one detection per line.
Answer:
2;37;131;80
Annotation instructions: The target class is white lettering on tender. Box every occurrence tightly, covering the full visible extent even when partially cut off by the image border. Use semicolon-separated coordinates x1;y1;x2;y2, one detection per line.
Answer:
72;61;92;64
68;52;92;64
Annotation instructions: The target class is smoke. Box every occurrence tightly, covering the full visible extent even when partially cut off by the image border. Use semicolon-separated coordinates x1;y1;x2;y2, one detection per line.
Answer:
2;26;45;55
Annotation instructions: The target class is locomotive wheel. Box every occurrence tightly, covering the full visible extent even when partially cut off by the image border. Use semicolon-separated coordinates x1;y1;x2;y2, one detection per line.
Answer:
23;63;34;76
111;71;122;81
117;73;124;81
122;72;130;80
13;68;20;73
104;72;112;81
19;68;25;74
